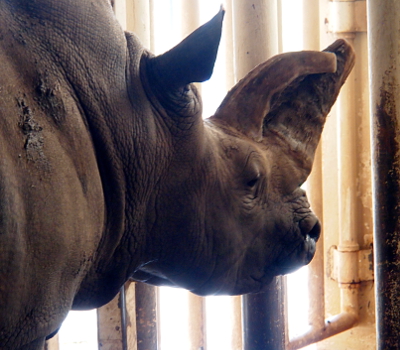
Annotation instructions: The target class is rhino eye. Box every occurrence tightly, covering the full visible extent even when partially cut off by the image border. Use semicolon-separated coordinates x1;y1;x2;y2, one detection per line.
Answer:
247;175;260;188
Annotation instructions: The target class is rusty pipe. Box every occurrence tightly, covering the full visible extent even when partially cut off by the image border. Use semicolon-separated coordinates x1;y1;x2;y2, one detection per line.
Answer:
367;0;400;347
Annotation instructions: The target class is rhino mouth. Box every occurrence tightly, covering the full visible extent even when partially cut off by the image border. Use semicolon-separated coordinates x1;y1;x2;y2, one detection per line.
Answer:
274;219;321;275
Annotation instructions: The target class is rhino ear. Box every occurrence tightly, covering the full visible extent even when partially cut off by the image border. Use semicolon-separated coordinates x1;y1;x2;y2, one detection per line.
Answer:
147;8;224;88
211;49;338;141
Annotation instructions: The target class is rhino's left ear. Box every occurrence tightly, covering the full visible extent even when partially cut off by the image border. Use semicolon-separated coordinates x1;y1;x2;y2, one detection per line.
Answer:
147;8;224;88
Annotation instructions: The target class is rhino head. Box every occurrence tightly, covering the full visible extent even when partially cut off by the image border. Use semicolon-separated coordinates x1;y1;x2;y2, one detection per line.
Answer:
125;11;355;296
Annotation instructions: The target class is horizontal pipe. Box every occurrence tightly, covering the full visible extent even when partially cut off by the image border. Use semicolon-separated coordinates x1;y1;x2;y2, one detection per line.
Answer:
287;311;358;350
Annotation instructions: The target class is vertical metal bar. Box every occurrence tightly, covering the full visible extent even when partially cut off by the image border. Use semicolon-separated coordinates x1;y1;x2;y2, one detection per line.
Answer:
230;296;243;350
188;293;207;350
242;278;286;350
130;0;151;49
125;282;138;350
149;0;156;52
223;0;235;90
120;286;128;350
97;293;124;350
44;334;59;350
231;0;279;79
231;1;285;349
302;0;326;334
367;0;400;348
178;3;207;346
179;0;201;95
179;0;200;38
135;283;158;350
223;3;244;347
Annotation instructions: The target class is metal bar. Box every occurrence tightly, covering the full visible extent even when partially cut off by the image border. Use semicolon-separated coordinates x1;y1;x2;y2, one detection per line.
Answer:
135;283;158;350
44;333;59;350
223;0;235;90
120;286;128;350
367;0;400;348
125;282;138;350
178;0;202;94
97;293;124;350
231;0;279;80
242;278;286;350
302;0;326;334
229;296;243;350
188;293;207;350
231;1;284;348
288;311;358;350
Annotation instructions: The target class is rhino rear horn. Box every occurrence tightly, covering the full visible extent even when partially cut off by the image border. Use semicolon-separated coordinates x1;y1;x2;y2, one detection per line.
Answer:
148;7;224;88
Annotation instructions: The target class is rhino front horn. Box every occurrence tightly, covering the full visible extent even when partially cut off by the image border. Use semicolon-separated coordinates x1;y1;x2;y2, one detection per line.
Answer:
211;39;355;178
211;49;338;141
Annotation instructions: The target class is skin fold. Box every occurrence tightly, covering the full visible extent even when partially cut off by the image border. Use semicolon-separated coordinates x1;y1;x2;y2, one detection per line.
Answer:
0;1;355;349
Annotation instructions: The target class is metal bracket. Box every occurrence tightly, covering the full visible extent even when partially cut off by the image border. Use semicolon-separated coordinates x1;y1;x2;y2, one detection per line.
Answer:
329;245;374;284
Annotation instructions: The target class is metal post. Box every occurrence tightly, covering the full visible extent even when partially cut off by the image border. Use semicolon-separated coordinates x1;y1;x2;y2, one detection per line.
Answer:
135;283;158;350
231;1;285;349
367;0;400;348
187;293;207;350
231;0;279;79
302;0;326;335
120;285;128;350
242;278;286;350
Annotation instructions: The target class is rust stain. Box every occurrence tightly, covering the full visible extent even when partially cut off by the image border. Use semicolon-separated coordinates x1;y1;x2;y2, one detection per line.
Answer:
374;76;400;345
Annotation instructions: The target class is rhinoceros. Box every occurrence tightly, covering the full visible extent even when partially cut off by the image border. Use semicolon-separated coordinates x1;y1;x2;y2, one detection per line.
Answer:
0;0;354;349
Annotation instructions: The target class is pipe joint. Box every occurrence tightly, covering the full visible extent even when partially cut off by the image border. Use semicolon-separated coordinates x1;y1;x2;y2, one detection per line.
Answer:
327;0;367;34
329;245;374;285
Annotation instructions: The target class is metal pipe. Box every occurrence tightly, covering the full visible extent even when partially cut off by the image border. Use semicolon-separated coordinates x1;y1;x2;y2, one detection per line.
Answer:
231;1;285;348
179;0;200;38
120;285;128;350
187;293;207;350
125;282;138;350
221;5;243;338
135;283;158;350
242;278;286;350
179;0;201;94
367;0;400;347
223;0;235;90
130;0;151;49
230;296;243;350
302;0;326;334
231;0;279;80
336;34;358;249
288;311;358;350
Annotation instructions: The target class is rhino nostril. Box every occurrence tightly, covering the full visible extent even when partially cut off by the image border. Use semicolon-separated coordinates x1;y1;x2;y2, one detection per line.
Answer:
299;217;321;240
308;220;321;240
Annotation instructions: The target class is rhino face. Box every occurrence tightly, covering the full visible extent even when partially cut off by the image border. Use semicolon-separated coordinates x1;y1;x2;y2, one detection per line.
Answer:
132;18;355;295
194;129;322;295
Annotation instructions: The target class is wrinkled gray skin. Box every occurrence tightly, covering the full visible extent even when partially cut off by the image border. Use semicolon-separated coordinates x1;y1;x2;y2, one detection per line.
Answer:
0;0;355;349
